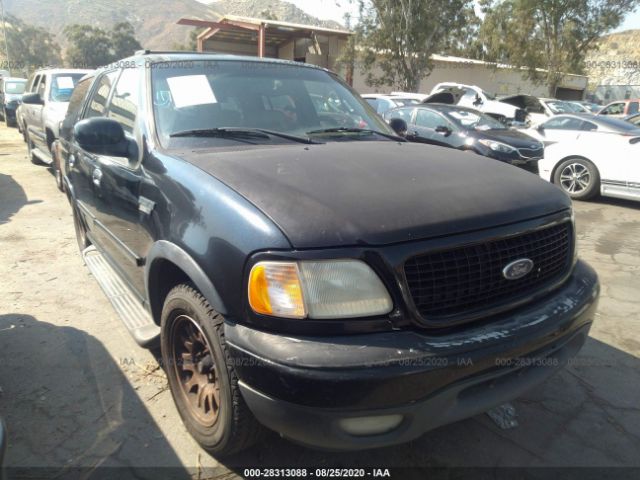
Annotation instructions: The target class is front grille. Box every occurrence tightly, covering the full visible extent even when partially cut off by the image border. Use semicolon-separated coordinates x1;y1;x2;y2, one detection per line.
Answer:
404;222;572;321
518;148;543;159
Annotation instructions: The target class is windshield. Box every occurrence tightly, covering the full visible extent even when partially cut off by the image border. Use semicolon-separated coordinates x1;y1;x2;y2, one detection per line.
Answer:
444;108;506;130
5;81;26;94
50;73;87;102
392;98;419;106
546;100;577;114
152;60;392;147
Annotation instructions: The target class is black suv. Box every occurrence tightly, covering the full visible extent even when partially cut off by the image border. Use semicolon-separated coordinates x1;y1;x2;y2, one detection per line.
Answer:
60;52;599;455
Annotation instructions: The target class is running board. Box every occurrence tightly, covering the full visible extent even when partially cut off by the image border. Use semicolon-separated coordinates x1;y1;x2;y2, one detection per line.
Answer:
83;246;160;346
32;147;53;165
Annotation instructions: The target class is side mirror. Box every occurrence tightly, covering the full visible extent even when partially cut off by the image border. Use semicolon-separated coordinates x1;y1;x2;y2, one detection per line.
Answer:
536;125;545;132
435;125;452;136
73;117;135;158
21;92;44;105
388;118;408;137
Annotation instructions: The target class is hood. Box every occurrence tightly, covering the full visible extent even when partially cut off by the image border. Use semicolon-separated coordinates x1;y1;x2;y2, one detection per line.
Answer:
181;142;570;248
499;94;545;114
422;87;465;105
471;128;544;149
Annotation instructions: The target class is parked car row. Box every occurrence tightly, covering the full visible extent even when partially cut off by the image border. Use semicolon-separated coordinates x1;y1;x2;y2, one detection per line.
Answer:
379;85;640;203
12;52;600;457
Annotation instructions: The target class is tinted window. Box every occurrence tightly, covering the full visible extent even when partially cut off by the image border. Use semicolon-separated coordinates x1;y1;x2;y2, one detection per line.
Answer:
580;121;598;131
541;116;584;130
50;74;87;102
107;68;141;134
602;102;625;115
66;78;93;122
384;107;413;123
85;71;119;118
415;109;445;129
629;102;639;114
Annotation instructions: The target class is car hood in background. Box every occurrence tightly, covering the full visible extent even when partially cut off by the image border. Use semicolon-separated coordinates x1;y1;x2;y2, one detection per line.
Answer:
499;94;546;114
181;142;570;248
422;87;465;105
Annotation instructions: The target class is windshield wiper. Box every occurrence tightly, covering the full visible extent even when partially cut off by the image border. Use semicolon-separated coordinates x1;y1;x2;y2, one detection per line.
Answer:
170;127;318;144
306;127;404;141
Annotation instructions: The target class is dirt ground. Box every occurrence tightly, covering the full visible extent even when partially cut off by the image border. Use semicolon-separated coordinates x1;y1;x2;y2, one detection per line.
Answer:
1;123;639;478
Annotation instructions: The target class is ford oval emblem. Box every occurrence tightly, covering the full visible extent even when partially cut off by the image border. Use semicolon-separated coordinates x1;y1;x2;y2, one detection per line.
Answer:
502;258;534;280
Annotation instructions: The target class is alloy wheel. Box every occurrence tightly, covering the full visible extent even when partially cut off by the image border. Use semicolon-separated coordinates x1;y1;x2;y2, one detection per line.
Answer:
169;314;221;427
560;162;590;194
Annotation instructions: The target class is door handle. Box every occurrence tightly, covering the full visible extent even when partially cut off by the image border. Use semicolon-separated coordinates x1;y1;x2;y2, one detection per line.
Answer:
92;168;102;187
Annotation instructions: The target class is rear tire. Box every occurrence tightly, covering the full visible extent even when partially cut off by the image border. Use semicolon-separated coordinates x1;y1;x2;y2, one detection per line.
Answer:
553;157;600;200
161;284;264;456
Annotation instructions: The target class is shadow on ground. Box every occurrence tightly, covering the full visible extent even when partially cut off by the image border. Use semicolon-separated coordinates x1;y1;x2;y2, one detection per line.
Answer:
0;174;41;225
0;314;190;479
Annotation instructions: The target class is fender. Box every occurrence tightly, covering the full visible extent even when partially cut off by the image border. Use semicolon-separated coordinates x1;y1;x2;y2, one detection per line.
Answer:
145;240;228;323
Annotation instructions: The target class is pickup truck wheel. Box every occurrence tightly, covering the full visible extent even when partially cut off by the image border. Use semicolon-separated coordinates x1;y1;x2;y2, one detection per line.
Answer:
553;157;600;201
161;284;264;456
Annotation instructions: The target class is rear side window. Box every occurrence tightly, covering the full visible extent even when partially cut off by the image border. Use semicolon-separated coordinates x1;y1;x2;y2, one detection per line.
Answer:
66;78;93;122
36;75;47;98
384;107;413;123
85;71;119;118
629;102;639;115
542;116;583;130
415;109;445;129
107;67;141;134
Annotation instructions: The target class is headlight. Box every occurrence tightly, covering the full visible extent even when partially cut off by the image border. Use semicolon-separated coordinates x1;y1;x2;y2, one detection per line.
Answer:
248;260;393;319
478;139;516;153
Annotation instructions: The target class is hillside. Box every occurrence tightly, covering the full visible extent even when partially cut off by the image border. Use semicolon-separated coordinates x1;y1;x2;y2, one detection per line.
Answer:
586;29;640;87
2;0;343;51
209;0;343;29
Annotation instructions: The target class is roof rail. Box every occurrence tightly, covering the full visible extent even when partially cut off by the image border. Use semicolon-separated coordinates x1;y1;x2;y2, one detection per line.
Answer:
134;49;202;55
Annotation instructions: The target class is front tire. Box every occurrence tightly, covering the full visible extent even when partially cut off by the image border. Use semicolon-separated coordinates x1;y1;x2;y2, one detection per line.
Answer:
161;284;264;456
553;157;600;200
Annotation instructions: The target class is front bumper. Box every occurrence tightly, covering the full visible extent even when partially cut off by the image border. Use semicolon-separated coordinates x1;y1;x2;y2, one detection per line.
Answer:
226;260;599;450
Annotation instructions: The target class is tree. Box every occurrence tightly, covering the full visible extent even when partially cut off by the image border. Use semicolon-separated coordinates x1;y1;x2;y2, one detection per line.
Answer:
480;0;640;96
111;22;142;59
356;0;478;91
64;22;142;68
0;14;60;75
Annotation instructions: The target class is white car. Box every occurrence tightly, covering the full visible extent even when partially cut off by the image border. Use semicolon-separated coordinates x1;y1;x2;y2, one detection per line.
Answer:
533;115;640;201
426;83;526;125
362;93;419;115
524;113;640;147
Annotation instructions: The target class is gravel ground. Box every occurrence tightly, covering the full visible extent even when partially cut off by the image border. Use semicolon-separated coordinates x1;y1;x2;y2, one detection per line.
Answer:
1;123;639;478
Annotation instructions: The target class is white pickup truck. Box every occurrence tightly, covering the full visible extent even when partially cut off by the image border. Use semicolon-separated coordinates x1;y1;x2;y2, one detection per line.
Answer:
426;83;528;125
20;68;92;165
